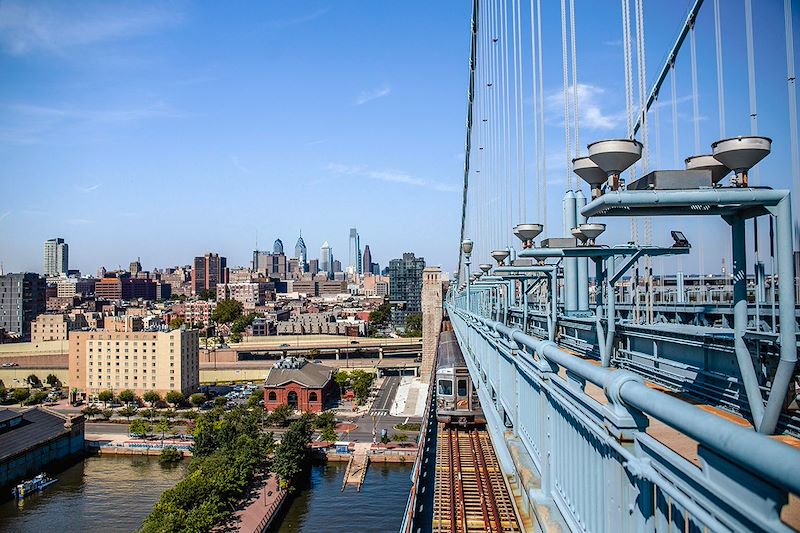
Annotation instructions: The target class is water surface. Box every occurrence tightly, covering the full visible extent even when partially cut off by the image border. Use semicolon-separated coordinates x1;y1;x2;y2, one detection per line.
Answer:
0;456;187;533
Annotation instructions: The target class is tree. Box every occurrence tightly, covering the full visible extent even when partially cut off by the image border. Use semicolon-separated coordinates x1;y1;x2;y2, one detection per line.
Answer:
118;405;138;421
118;389;136;405
404;312;423;337
229;332;242;343
143;391;161;407
101;408;114;420
392;433;408;442
247;391;262;408
320;424;338;442
98;390;114;407
334;371;350;391
12;388;30;404
156;417;173;446
0;386;6;403
211;299;243;324
24;391;48;405
308;348;321;359
169;317;185;330
272;418;312;489
198;288;216;301
214;396;228;407
266;404;293;427
315;411;336;429
140;407;158;421
368;301;392;334
26;374;42;388
45;373;60;387
349;370;375;404
82;405;101;420
166;390;184;408
190;393;207;407
159;446;183;465
130;418;152;438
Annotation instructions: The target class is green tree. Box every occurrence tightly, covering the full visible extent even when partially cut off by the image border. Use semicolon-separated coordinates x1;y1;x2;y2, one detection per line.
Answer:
368;301;392;335
404;312;423;337
0;386;7;403
45;373;60;387
143;390;161;407
229;332;242;343
156;417;173;446
211;299;243;324
130;418;152;438
315;411;336;429
118;389;136;405
214;396;228;407
140;407;158;421
349;370;375;404
168;317;185;330
118;405;138;421
82;405;101;420
97;390;114;407
101;408;114;420
272;418;312;490
266;404;293;427
166;391;185;408
189;393;207;407
26;374;41;388
198;288;216;301
334;370;350;391
24;390;48;405
392;433;409;442
159;446;183;465
320;424;338;442
12;388;30;404
308;348;321;359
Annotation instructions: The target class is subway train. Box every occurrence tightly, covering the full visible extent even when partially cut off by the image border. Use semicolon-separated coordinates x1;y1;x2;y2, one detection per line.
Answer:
435;330;485;426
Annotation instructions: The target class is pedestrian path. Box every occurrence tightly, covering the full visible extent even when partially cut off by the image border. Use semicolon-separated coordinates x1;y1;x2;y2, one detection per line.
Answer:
341;442;371;491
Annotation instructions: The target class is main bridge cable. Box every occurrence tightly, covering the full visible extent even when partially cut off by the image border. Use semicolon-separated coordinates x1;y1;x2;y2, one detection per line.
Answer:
457;0;481;279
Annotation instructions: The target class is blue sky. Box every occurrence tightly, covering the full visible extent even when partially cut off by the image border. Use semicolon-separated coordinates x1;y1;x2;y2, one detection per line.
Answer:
0;1;797;276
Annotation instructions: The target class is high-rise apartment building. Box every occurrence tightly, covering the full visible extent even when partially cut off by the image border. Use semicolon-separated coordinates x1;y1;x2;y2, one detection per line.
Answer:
0;273;47;340
253;251;288;279
388;253;426;328
348;228;362;275
192;253;228;295
68;328;200;396
320;241;332;277
43;238;69;277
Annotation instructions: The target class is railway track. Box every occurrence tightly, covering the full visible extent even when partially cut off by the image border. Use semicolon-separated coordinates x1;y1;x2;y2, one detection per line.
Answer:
434;425;521;532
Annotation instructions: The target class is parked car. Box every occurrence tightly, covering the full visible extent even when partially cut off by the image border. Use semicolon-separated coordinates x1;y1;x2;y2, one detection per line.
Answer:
279;343;290;348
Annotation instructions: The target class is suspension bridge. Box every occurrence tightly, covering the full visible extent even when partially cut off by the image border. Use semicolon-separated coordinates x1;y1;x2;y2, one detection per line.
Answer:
402;0;800;531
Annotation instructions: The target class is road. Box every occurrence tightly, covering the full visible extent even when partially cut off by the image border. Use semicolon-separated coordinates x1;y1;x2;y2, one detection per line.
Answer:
369;376;401;417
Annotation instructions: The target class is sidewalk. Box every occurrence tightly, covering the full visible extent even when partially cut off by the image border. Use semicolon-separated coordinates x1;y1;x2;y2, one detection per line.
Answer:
221;472;286;533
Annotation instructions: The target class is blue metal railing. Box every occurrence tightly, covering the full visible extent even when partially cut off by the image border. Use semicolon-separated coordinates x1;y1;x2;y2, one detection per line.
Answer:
448;303;800;532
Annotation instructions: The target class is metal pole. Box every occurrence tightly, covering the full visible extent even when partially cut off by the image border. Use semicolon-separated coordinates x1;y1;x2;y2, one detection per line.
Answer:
575;189;590;312
563;190;577;313
465;253;472;313
730;217;765;428
759;196;798;434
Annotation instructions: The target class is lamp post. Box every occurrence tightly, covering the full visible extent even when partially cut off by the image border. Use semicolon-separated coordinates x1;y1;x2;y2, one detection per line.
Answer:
462;239;473;311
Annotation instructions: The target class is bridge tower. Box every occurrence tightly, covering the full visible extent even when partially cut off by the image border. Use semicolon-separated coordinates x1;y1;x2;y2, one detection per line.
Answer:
420;266;443;383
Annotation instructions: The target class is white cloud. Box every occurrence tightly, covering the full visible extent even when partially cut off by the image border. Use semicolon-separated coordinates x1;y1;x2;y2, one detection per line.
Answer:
82;183;101;193
264;8;330;30
0;211;10;223
7;101;181;122
546;83;622;130
355;85;391;106
0;1;182;56
326;163;458;193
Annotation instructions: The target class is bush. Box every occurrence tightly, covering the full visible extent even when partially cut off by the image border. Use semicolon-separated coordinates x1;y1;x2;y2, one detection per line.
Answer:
391;433;408;442
189;393;207;407
101;408;114;420
166;391;185;408
118;405;138;421
214;396;228;407
159;446;184;465
395;422;421;432
12;388;30;404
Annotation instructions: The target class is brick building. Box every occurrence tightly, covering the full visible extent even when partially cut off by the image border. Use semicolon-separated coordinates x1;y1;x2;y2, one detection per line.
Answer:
263;358;336;413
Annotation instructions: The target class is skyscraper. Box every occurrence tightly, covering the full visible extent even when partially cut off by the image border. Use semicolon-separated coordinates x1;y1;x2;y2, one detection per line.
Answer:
348;228;362;275
388;253;426;328
295;232;307;271
273;239;284;255
43;238;68;277
0;273;46;339
362;245;373;276
192;252;228;295
320;241;332;278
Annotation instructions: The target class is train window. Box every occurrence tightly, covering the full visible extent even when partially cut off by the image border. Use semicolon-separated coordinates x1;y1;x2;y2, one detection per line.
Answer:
457;379;467;397
438;379;453;396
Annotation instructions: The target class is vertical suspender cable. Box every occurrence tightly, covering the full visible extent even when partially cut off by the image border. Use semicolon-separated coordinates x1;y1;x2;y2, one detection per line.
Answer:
569;0;580;158
689;20;704;279
784;0;800;252
713;0;726;138
502;0;512;243
536;0;547;235
671;63;679;167
516;0;526;222
512;0;521;224
561;0;572;190
529;0;540;223
744;0;759;137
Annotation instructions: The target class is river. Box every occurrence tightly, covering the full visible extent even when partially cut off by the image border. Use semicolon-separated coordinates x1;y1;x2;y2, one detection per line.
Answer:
0;456;188;533
276;461;412;533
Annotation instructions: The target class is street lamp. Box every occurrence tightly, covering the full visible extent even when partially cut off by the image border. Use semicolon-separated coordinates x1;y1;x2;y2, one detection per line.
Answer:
462;239;473;311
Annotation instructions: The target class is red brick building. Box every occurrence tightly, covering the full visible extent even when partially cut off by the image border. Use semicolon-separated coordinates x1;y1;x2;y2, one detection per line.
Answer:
263;358;336;413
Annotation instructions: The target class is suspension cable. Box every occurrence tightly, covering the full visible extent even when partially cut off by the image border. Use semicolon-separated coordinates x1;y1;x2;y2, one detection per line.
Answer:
536;0;546;234
516;0;526;222
713;0;726;138
671;62;679;167
529;0;540;223
569;0;579;159
786;0;800;250
561;0;572;190
689;19;700;154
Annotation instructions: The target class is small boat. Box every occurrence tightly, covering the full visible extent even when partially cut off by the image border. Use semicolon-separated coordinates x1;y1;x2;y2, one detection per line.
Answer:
11;473;58;499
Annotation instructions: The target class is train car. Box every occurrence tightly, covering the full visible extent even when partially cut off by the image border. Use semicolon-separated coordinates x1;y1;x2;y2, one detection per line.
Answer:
436;330;485;426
